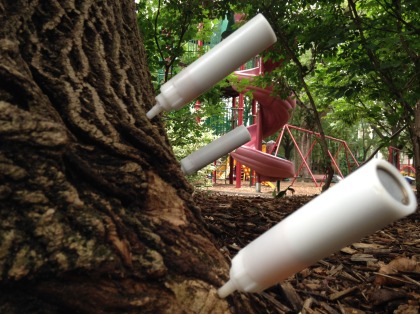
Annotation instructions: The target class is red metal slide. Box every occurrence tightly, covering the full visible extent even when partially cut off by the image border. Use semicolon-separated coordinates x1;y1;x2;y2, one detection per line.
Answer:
230;67;295;181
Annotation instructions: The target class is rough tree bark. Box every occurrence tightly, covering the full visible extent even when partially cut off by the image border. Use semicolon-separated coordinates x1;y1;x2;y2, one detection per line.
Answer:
0;1;234;313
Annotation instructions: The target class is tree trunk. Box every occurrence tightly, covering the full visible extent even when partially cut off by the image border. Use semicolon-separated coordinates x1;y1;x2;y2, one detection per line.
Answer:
282;132;293;161
0;1;232;312
412;100;420;202
299;132;312;179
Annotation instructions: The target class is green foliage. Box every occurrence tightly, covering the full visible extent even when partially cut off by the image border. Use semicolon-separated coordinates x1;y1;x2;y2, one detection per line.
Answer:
263;0;417;159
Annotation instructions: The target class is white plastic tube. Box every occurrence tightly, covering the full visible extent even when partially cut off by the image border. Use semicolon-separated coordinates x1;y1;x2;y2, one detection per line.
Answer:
218;159;417;298
180;125;251;175
147;14;277;119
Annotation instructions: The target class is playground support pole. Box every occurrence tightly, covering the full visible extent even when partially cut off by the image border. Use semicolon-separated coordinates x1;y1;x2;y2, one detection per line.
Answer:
275;124;359;186
195;100;201;123
255;57;262;192
287;125;359;167
293;135;319;186
229;97;236;185
213;160;216;184
255;102;263;192
327;150;344;178
285;126;320;187
344;142;358;173
235;66;245;188
251;99;257;186
275;126;286;157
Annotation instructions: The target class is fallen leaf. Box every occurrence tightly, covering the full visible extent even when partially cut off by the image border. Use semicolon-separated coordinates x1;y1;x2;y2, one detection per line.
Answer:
374;257;420;286
393;304;419;314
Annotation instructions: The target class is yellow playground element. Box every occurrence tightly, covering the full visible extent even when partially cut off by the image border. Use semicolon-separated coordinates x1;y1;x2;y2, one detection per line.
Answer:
241;164;251;181
214;153;279;189
215;158;230;179
262;181;276;189
215;158;253;181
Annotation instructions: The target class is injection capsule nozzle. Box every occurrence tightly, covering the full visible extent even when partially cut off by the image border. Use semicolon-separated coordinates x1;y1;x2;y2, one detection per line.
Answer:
217;280;236;298
146;104;163;119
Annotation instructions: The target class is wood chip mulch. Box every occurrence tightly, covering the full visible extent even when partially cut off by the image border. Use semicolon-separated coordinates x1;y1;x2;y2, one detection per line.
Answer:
194;191;420;314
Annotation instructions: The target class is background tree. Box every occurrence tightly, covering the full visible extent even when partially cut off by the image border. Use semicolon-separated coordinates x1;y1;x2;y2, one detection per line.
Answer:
0;1;245;312
345;0;419;192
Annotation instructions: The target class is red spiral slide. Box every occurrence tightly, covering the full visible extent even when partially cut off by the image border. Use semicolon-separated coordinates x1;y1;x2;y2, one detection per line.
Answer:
230;67;295;181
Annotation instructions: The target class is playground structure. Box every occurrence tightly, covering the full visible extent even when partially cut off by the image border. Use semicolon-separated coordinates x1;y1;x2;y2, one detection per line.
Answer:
173;13;363;189
180;14;359;190
230;65;296;188
275;125;359;187
214;150;276;189
212;55;360;190
214;123;360;189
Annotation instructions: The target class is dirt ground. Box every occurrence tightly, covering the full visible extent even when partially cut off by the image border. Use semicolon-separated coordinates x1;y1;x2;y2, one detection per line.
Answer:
201;179;325;197
193;180;420;314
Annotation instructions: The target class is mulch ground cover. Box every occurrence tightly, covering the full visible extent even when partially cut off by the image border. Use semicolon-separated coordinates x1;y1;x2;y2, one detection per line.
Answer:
194;191;420;314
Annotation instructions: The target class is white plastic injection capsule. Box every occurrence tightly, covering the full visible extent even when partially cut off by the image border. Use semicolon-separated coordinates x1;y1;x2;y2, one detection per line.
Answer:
180;125;251;175
218;159;417;298
146;14;277;119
